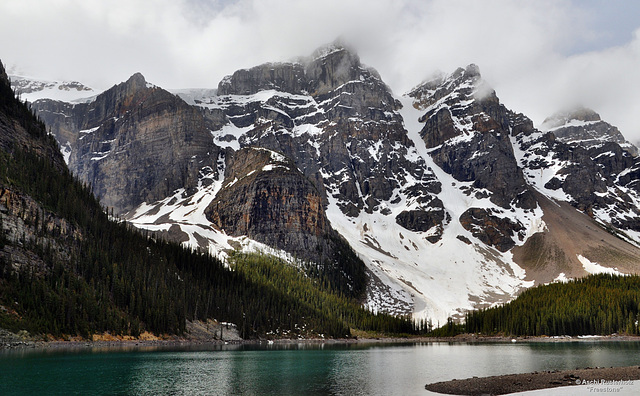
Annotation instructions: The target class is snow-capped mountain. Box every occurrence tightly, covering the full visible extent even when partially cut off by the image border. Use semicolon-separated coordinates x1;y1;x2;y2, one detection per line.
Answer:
10;74;95;103
540;106;638;156
27;43;640;324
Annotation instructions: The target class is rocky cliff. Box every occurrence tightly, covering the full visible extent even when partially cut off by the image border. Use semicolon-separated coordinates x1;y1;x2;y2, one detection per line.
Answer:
408;64;538;253
0;59;83;280
0;62;8;86
205;147;334;264
32;73;226;214
410;64;536;210
514;110;640;235
541;107;638;156
0;187;80;276
0;67;66;171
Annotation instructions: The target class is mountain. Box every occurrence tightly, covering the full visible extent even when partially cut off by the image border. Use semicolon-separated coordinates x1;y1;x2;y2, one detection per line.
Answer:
409;65;640;284
30;67;367;299
2;58;414;339
540;106;638;156
10;74;95;103
28;43;640;325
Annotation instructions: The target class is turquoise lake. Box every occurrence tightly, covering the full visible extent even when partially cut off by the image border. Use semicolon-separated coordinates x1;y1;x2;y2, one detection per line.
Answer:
2;341;640;395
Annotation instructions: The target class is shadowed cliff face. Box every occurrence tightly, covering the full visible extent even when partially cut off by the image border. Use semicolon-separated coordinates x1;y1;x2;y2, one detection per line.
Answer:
205;146;366;297
0;61;8;87
0;63;66;172
0;59;82;278
32;74;227;214
410;64;536;211
206;147;334;263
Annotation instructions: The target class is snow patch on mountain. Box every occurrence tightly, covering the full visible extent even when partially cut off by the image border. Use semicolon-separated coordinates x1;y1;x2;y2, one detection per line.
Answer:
311;87;544;321
126;152;300;265
126;154;232;255
511;132;573;201
577;255;624;276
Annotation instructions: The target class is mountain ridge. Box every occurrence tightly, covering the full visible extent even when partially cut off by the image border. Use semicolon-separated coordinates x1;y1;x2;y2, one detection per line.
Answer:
21;43;640;324
2;58;411;339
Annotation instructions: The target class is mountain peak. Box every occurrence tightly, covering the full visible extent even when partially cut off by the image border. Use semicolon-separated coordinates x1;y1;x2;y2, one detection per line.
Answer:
540;106;601;130
540;106;637;156
309;37;357;61
217;40;387;98
450;63;481;81
124;72;148;90
409;63;494;112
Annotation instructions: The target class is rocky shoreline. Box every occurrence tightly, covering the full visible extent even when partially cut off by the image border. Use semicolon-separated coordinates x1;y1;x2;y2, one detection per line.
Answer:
426;366;640;395
4;331;640;352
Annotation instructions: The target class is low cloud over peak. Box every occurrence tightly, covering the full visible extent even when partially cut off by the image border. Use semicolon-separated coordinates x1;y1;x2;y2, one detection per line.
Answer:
2;0;639;140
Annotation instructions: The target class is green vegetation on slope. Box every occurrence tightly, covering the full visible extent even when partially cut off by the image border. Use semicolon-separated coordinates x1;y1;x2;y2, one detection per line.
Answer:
464;274;640;336
231;252;415;336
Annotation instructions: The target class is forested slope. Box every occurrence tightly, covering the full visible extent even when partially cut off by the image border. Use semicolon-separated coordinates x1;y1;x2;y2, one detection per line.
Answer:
465;274;640;336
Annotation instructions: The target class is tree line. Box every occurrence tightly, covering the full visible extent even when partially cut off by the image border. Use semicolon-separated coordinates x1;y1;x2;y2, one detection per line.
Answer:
464;274;640;336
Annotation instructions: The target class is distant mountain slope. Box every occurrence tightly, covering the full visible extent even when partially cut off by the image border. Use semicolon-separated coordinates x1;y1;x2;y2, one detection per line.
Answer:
9;74;95;103
540;106;638;156
28;43;640;324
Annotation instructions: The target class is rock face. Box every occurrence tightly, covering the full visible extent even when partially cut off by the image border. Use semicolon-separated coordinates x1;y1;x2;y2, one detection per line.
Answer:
514;114;640;233
541;107;638;156
0;187;79;276
0;61;8;86
32;73;226;214
205;147;335;264
411;65;536;210
218;62;308;95
530;107;640;229
408;64;537;250
0;60;81;277
0;68;66;171
459;208;525;252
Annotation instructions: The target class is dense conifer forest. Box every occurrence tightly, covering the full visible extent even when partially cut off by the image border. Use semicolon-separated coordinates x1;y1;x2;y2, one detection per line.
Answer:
462;274;640;337
0;74;417;339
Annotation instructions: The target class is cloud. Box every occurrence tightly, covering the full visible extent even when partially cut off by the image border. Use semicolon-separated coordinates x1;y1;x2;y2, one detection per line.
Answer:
1;0;639;140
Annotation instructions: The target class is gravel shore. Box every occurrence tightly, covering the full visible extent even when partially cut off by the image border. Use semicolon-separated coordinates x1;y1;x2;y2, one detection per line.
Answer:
4;331;640;351
426;366;640;395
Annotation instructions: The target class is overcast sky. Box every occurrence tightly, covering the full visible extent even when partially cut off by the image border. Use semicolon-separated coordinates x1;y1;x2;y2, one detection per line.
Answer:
1;0;640;139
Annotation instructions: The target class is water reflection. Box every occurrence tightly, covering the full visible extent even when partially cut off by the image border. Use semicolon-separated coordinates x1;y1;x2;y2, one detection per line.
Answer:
2;341;640;395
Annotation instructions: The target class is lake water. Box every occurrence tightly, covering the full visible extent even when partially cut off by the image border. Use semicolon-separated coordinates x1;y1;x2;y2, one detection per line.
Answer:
1;341;640;395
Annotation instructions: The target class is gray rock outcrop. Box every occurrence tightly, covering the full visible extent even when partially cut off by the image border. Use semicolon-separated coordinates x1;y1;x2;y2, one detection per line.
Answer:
33;73;227;214
205;147;335;264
